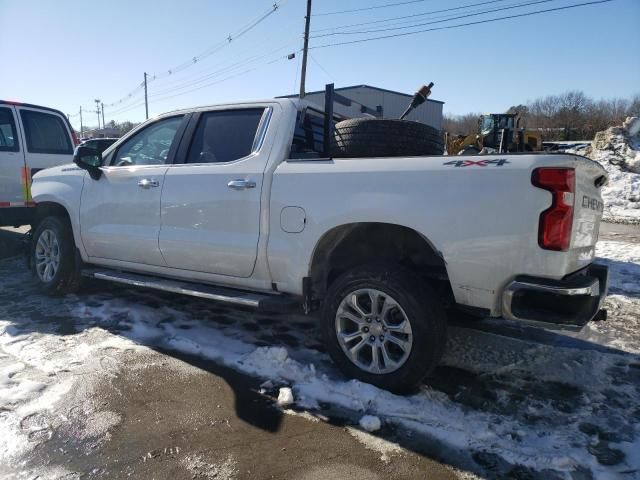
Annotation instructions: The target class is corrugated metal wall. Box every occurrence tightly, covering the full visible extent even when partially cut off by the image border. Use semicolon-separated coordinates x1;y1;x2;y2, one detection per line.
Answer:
300;86;444;130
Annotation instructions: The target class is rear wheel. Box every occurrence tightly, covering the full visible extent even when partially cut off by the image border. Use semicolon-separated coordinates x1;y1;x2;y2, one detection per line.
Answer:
321;264;447;393
31;216;81;295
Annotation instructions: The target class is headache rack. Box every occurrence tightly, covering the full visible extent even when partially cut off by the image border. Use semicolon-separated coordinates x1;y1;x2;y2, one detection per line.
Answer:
290;84;348;159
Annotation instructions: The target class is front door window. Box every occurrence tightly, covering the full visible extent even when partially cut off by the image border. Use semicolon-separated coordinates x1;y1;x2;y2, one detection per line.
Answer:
112;116;183;166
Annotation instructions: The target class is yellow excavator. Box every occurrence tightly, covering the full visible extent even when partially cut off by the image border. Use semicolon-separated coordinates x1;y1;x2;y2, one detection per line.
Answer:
445;113;542;155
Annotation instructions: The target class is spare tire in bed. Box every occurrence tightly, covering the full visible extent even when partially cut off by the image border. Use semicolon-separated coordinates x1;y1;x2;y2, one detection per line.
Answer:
331;118;444;158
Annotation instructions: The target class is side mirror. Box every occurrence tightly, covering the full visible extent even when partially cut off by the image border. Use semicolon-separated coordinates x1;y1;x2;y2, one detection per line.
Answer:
73;145;102;180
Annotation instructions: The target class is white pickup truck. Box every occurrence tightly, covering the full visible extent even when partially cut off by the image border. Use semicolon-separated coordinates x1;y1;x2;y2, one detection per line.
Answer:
28;98;609;391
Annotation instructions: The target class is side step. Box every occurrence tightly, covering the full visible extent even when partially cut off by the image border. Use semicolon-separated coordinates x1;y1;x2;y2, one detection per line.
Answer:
82;269;300;312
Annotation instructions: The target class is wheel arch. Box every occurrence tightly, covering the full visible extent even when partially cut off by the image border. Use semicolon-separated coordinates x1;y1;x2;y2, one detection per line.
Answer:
32;201;72;227
308;222;450;300
31;200;86;260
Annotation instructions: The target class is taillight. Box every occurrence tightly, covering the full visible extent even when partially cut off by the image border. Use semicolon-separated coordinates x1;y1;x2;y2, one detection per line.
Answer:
532;167;575;251
71;130;80;146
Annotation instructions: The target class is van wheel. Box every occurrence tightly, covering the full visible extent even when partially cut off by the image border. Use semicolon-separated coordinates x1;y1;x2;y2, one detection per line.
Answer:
31;216;81;295
321;264;447;393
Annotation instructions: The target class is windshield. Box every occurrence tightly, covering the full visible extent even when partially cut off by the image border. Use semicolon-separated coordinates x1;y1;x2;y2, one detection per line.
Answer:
480;116;494;135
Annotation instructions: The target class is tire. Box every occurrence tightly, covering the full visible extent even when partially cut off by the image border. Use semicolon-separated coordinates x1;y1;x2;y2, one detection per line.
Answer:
321;263;447;393
458;146;481;155
31;216;81;295
331;118;444;158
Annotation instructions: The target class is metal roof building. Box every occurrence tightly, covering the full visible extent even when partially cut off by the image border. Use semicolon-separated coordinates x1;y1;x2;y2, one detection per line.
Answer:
280;84;444;130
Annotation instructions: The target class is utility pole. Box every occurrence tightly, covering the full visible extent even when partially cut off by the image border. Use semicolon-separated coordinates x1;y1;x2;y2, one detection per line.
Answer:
144;72;149;120
79;106;84;138
299;0;312;98
94;99;101;130
101;102;105;129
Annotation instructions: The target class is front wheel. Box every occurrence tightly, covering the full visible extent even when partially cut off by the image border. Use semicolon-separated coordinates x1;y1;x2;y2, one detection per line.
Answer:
321;264;447;393
31;216;81;295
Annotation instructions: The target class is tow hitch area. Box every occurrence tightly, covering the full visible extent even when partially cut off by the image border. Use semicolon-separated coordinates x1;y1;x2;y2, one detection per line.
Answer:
502;264;609;331
593;308;608;322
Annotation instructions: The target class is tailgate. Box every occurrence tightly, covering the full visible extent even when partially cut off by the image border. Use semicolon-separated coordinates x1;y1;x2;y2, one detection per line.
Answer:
571;155;607;251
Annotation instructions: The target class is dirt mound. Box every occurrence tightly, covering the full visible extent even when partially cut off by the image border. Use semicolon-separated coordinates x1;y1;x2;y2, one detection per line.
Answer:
572;117;640;224
586;116;640;173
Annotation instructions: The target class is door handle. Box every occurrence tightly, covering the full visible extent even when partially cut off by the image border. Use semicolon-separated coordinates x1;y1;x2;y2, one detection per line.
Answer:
138;178;160;189
227;179;256;190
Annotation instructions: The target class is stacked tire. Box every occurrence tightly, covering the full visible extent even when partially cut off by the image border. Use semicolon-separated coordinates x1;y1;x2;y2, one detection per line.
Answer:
331;118;444;158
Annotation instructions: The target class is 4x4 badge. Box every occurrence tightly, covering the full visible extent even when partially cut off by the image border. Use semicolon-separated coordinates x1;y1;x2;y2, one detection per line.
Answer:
443;159;510;167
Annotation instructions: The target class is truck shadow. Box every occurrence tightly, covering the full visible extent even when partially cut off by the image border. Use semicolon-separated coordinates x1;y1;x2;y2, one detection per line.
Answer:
1;253;639;479
597;256;640;299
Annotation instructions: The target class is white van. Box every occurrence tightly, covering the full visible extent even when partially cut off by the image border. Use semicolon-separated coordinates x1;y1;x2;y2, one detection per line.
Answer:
0;101;77;227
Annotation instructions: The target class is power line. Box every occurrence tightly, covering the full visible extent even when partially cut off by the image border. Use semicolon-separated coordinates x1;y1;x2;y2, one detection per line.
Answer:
101;40;298;118
103;83;145;108
146;38;299;96
311;0;517;32
149;1;286;81
311;0;556;38
98;1;288;110
145;43;290;91
310;0;614;49
309;54;334;80
314;0;430;16
145;55;291;105
102;53;292;118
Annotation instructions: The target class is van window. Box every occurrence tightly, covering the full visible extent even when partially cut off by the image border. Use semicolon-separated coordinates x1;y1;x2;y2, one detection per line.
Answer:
20;110;72;154
186;109;265;164
0;107;19;152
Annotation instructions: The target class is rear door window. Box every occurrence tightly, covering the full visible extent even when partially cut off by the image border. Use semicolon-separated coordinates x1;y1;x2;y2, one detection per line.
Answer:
0;107;19;152
20;110;72;154
290;109;326;158
186;108;265;164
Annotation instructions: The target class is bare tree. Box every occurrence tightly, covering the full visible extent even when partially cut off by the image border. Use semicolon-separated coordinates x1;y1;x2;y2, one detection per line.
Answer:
629;95;640;116
443;113;481;135
444;92;639;141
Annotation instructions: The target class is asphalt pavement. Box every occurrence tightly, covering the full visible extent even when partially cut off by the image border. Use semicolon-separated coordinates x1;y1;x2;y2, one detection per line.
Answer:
0;226;459;479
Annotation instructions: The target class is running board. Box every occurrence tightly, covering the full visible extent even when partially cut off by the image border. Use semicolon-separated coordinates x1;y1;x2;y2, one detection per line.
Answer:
82;269;299;312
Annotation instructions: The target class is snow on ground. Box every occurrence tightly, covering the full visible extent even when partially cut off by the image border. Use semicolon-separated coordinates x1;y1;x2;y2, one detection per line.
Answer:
1;239;639;479
594;155;640;224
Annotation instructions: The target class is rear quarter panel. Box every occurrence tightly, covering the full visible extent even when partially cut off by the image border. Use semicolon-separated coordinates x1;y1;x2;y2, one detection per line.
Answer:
268;153;604;316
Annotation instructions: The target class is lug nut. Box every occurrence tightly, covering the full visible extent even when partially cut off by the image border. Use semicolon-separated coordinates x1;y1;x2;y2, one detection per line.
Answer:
366;318;372;323
363;327;369;333
376;318;381;322
379;335;384;341
369;336;375;342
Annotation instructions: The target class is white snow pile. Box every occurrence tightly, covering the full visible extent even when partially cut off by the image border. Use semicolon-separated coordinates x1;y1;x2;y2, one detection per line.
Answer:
579;117;640;223
358;414;382;432
276;386;294;406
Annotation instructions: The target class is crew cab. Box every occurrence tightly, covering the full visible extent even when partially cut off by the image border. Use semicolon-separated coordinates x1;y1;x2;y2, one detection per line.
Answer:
28;98;609;391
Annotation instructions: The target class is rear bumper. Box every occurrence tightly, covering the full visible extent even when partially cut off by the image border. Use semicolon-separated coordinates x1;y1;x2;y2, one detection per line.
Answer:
501;263;609;331
0;206;35;227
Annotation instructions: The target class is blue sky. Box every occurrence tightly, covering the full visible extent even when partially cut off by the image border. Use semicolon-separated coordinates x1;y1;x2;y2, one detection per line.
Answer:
1;0;638;129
